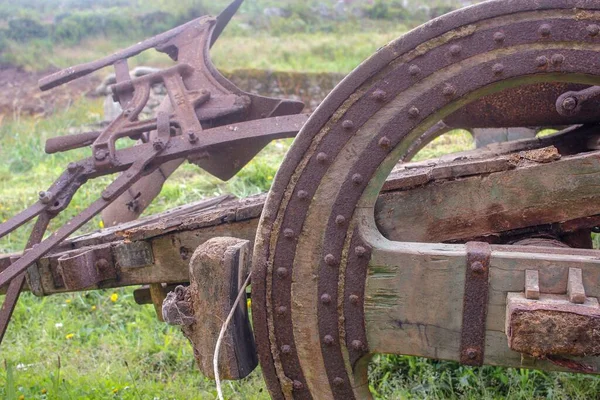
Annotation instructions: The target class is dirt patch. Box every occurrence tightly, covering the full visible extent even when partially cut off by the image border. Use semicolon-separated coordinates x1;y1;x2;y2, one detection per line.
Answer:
0;66;100;117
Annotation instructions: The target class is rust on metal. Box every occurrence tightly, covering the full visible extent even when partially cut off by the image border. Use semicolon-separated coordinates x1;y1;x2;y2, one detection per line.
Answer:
460;242;491;366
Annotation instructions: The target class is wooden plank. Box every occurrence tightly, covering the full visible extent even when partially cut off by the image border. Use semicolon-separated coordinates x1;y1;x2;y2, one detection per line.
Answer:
366;242;600;372
376;150;600;243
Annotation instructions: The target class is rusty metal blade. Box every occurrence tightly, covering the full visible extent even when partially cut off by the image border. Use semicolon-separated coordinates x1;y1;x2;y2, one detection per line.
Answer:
211;0;244;48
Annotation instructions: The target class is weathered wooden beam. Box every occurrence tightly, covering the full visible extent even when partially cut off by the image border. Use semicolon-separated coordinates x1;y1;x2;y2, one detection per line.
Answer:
366;241;600;373
377;149;600;243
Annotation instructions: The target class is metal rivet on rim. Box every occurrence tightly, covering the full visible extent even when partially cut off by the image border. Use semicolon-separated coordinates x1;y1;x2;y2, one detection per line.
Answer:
276;306;287;315
443;85;456;97
323;335;334;345
283;228;294;238
372;89;387;102
351;340;364;350
470;261;485;274
321;293;332;304
276;267;288;278
449;44;462;56
536;56;548;67
466;348;479;359
317;152;328;163
335;215;346;225
333;377;344;386
408;64;421;76
588;24;600;37
551;53;565;65
378;136;391;148
281;345;292;354
349;294;359;304
538;24;551;37
352;173;363;185
293;380;304;390
493;31;505;43
408;106;420;118
324;254;337;266
297;190;308;200
342;120;354;130
492;63;504;75
355;246;366;257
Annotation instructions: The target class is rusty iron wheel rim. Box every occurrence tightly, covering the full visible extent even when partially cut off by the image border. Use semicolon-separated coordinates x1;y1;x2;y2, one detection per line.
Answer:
252;2;600;399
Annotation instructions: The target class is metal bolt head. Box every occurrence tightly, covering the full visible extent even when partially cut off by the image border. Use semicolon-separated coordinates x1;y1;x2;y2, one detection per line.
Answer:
408;65;421;76
324;254;337;266
538;24;551;37
349;294;359;305
562;96;578;112
355;246;367;257
323;335;334;345
466;348;479;360
588;24;600;37
492;63;504;75
38;191;52;204
333;377;344;387
94;149;108;161
372;89;387;102
551;54;565;66
297;190;308;200
187;131;198;143
536;56;549;67
320;293;332;304
276;267;288;278
352;174;363;185
153;140;165;151
335;215;346;225
493;31;505;43
293;380;304;390
471;261;485;274
379;136;391;148
281;345;292;354
342;120;354;130
283;228;295;238
276;306;287;316
316;152;328;163
443;85;456;97
449;44;462;56
67;162;78;172
408;106;420;118
95;258;110;271
351;340;364;350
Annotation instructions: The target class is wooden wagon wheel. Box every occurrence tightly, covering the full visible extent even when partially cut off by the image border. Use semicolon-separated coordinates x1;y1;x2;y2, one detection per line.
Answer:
252;1;600;398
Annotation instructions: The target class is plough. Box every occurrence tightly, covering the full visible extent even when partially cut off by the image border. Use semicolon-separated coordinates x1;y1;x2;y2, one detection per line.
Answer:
3;0;600;398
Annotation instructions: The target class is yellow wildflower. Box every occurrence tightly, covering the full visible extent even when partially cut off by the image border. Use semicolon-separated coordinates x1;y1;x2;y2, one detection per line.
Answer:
99;220;105;229
18;395;24;400
247;298;252;309
91;305;97;311
65;299;71;304
41;388;47;394
112;388;119;394
110;293;119;302
65;333;74;340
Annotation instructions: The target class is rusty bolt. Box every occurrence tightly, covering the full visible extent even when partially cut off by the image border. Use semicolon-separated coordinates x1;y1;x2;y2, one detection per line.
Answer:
187;131;198;143
449;44;462;56
281;345;292;354
335;215;346;225
276;306;287;316
355;246;367;257
551;54;565;66
323;335;334;345
67;162;78;172
342;120;354;130
465;348;479;360
324;254;337;266
321;293;332;304
352;173;364;185
443;85;456;97
349;294;359;305
123;108;133;117
372;89;387;102
408;106;420;118
317;152;328;163
536;56;549;67
38;191;52;204
153;140;165;151
379;136;391;148
94;149;108;161
493;31;505;43
95;258;110;271
538;24;551;37
293;380;304;390
408;65;421;76
492;63;505;75
276;267;288;278
351;340;364;350
297;190;308;200
588;24;600;37
333;377;344;387
470;261;485;274
283;228;295;238
562;96;578;112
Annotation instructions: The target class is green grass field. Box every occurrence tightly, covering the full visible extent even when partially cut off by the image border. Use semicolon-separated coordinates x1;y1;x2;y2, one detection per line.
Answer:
2;1;600;399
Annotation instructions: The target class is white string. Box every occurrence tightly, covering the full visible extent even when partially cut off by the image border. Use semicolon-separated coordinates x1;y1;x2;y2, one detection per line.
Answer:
214;272;252;400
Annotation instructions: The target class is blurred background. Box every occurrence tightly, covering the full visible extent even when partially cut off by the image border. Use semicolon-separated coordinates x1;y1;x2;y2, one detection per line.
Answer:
2;1;600;399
